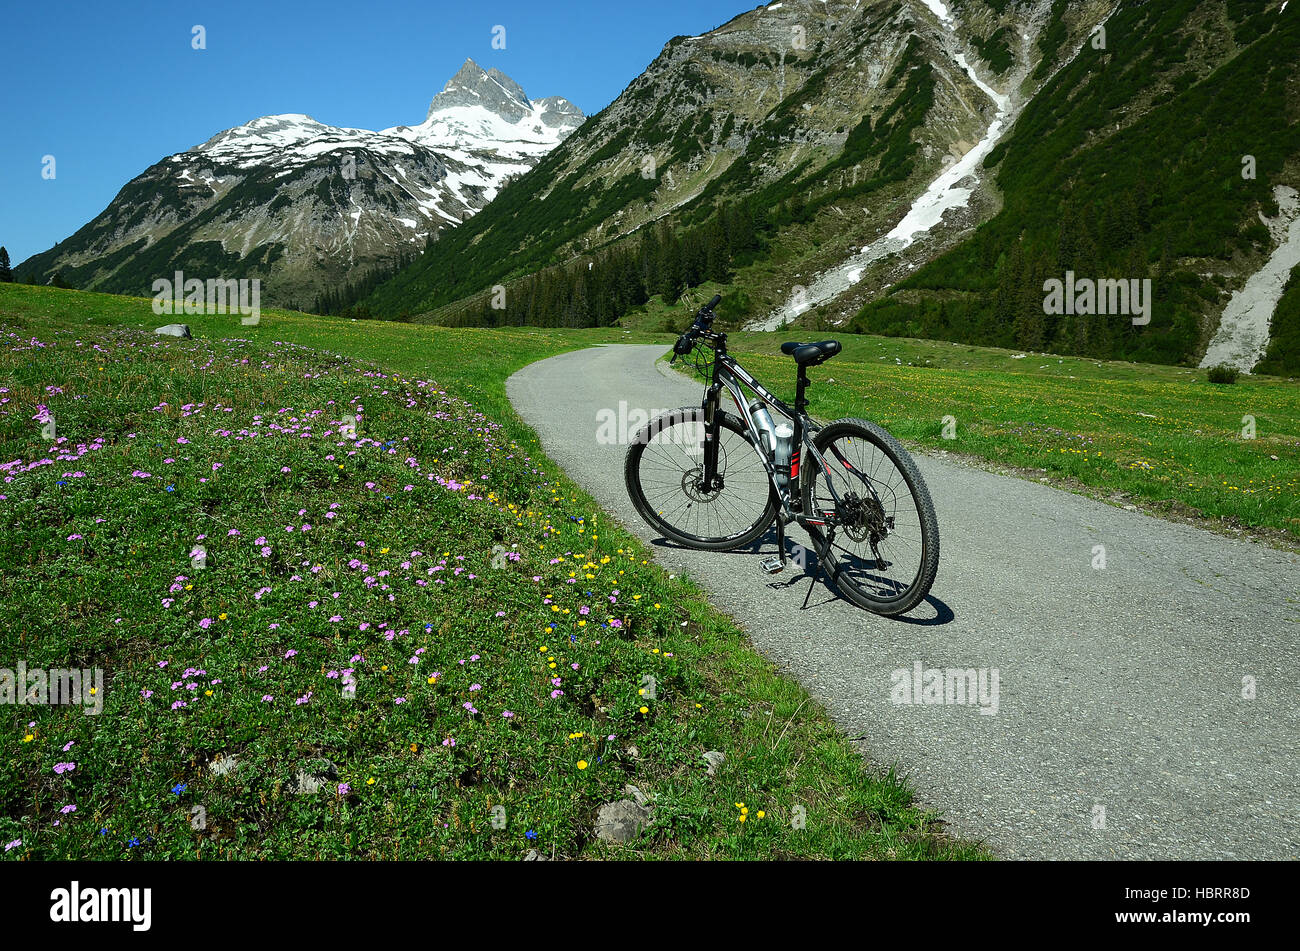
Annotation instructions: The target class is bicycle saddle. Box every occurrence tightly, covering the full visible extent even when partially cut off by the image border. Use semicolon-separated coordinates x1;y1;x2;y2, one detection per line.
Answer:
780;340;842;366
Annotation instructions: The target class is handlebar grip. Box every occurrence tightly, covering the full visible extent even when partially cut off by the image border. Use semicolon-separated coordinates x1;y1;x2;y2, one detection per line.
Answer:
705;294;722;310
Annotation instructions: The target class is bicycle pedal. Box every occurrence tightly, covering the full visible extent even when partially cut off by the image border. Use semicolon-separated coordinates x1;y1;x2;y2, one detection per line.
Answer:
760;556;785;575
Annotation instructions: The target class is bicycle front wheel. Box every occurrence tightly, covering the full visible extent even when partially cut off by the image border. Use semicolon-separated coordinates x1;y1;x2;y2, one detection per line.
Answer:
801;418;939;616
625;407;778;550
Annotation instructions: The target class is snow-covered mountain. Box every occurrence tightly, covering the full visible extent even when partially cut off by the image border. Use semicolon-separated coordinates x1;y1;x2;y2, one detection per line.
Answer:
17;60;583;308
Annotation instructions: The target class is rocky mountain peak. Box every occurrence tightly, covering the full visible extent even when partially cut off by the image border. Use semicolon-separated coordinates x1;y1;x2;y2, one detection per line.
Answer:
18;56;583;309
427;58;533;122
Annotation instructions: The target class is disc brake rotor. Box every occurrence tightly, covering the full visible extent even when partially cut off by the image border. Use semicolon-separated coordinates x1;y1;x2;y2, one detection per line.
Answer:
681;466;720;503
839;491;887;543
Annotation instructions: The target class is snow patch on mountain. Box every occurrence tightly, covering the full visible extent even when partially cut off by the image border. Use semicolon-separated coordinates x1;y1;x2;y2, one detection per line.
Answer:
749;6;1013;331
1200;185;1300;373
884;52;1010;247
195;60;581;186
919;0;954;23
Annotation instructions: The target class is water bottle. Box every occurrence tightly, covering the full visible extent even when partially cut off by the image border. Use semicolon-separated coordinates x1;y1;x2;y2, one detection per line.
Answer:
748;399;778;457
773;423;794;491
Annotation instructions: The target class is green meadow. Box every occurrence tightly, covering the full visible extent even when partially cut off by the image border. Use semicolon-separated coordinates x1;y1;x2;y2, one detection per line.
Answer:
0;284;981;860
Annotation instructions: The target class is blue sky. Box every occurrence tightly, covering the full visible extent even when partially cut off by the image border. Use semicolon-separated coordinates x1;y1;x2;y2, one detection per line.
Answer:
0;0;751;265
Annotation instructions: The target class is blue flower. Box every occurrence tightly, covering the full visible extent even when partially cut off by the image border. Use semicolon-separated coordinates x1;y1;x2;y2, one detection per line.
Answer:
525;829;537;840
171;783;187;795
127;837;140;848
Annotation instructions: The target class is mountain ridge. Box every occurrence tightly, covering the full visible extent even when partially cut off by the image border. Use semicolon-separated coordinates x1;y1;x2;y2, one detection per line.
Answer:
16;60;583;308
359;0;1086;320
359;0;1300;373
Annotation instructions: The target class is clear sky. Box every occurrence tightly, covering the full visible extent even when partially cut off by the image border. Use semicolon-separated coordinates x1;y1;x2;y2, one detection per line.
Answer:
0;0;752;265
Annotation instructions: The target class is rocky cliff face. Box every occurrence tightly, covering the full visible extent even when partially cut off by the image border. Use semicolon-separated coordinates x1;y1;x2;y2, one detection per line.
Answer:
364;0;1108;319
16;60;582;308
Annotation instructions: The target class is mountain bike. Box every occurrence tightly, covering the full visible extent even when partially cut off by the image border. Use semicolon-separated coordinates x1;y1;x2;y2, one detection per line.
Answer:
623;295;940;616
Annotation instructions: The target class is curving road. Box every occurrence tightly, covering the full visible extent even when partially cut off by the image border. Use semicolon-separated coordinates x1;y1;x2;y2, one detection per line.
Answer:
507;344;1300;859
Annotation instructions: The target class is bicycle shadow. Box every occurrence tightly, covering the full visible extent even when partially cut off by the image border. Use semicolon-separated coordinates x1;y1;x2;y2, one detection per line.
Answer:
648;527;955;626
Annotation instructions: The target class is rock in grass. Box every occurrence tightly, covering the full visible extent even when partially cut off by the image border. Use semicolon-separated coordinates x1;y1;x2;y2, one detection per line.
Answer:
155;324;192;339
702;750;726;777
524;849;548;861
286;759;337;795
595;799;653;843
209;754;240;777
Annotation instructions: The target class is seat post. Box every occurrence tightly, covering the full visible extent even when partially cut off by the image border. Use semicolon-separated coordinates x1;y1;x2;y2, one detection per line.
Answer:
795;366;810;413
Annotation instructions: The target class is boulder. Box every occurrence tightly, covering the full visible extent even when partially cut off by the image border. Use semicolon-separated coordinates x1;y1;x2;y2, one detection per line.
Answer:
594;798;653;843
208;754;240;777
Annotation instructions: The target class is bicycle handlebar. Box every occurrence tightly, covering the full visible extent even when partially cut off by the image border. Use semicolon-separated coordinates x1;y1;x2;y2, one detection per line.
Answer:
672;294;724;359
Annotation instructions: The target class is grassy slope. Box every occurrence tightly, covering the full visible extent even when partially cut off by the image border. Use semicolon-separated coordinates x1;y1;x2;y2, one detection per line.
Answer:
0;283;980;861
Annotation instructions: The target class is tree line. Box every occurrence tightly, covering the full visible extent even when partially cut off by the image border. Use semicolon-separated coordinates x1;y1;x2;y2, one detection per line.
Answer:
312;247;420;318
439;201;772;329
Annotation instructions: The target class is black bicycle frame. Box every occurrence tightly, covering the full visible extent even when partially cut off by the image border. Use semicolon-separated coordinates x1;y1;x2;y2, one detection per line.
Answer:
698;332;844;524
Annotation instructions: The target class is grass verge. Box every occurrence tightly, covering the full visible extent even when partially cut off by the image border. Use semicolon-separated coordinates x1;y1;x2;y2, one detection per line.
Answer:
716;332;1299;544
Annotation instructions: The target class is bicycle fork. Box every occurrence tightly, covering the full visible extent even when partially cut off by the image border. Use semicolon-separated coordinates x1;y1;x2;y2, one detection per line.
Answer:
700;386;722;492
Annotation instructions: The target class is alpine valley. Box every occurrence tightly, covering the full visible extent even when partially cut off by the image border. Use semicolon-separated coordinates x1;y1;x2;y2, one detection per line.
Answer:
358;0;1300;373
17;0;1300;372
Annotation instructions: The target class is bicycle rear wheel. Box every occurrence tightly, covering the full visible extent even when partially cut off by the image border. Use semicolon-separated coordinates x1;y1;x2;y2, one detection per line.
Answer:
625;407;778;550
801;418;939;616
